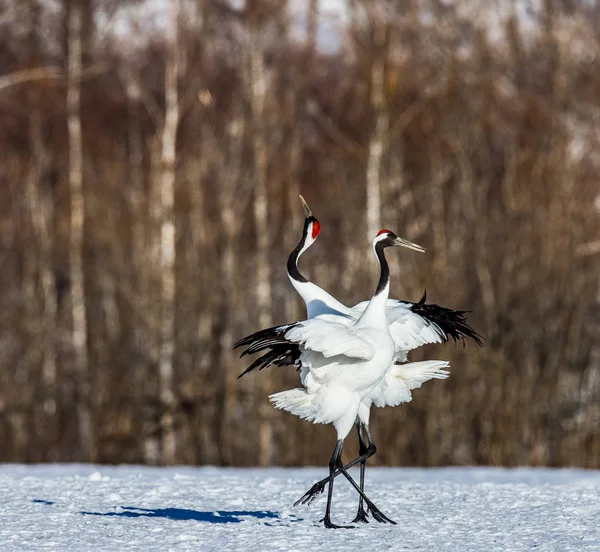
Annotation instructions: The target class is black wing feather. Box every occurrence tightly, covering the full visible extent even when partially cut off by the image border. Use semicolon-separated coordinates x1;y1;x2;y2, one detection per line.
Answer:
234;323;301;377
407;291;484;347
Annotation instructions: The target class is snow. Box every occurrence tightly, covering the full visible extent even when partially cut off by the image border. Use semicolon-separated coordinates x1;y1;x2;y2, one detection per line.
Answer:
1;465;599;551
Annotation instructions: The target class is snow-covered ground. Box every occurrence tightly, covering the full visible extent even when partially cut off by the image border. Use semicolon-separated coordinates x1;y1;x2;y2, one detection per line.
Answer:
1;464;599;551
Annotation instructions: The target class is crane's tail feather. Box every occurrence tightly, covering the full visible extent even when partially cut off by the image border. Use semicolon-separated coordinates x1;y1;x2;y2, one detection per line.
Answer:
269;388;319;423
390;360;450;390
372;360;450;408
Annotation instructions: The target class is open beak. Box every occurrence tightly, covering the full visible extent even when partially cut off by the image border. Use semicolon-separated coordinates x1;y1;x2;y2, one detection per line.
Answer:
394;236;425;253
299;194;313;217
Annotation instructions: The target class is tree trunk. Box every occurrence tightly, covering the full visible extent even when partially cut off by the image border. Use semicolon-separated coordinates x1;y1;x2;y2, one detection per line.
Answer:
365;24;388;241
248;21;273;467
124;70;159;464
26;108;58;450
67;0;93;461
158;0;182;465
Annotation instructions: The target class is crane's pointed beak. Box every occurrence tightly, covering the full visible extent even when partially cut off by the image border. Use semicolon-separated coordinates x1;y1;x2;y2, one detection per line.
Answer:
394;237;425;253
299;194;313;217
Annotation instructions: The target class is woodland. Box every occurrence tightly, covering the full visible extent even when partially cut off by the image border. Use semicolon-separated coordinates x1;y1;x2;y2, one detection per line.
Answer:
1;0;600;467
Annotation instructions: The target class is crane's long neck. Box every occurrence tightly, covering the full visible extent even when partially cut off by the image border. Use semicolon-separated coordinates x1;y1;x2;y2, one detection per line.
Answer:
287;233;309;284
374;241;390;297
356;241;390;329
286;221;350;319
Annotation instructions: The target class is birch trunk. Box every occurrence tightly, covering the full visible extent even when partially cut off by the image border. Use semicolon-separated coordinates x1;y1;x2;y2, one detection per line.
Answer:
158;0;181;465
283;0;318;324
365;41;387;241
249;22;273;466
67;0;93;461
216;193;237;465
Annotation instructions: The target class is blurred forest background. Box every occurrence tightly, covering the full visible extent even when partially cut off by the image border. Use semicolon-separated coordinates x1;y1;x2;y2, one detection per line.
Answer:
1;0;600;468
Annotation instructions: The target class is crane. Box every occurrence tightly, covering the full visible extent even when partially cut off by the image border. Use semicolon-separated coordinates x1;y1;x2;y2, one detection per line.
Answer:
265;230;425;528
236;196;481;523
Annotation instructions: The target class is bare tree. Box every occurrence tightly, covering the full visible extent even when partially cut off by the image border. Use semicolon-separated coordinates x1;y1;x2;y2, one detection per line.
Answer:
362;3;390;241
156;0;183;465
1;0;600;468
248;12;276;467
67;0;93;461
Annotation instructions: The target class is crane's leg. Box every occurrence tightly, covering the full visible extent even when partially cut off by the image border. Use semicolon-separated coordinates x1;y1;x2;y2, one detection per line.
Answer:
297;425;395;525
333;450;396;525
359;425;392;523
295;426;376;507
351;422;372;523
322;439;354;529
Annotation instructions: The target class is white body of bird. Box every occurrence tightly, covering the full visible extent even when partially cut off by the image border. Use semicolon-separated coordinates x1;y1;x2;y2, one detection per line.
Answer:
271;292;397;439
271;230;423;440
356;359;450;426
284;201;451;424
290;273;444;356
287;200;445;362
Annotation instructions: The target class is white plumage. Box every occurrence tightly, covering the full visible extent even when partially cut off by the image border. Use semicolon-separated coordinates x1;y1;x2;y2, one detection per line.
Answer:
284;319;376;360
270;309;397;439
271;229;404;437
236;197;481;527
291;282;446;363
363;359;450;411
268;228;420;528
286;215;446;366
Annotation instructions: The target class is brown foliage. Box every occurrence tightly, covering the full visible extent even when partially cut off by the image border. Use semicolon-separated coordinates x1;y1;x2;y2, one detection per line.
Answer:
0;0;599;467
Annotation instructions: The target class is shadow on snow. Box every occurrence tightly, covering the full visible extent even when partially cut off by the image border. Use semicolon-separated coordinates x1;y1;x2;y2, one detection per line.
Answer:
80;506;283;524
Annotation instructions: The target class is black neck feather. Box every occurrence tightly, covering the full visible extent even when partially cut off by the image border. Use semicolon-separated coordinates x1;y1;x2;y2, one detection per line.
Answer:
374;241;390;295
287;218;311;283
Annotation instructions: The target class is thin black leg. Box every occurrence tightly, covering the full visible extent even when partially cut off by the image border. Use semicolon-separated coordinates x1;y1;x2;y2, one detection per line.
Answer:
334;451;396;525
351;422;371;523
360;425;391;523
322;439;354;529
297;424;395;525
295;426;376;507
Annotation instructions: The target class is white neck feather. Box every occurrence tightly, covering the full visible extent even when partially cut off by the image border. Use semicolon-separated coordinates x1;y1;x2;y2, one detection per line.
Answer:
288;276;350;319
355;281;389;329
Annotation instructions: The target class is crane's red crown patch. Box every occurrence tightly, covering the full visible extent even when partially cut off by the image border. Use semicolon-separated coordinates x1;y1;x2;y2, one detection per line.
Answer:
312;220;321;239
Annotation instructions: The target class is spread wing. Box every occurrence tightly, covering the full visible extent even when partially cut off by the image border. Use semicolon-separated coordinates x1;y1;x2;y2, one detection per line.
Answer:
285;319;375;361
235;293;482;378
385;302;446;352
349;299;444;355
406;292;483;346
350;291;482;357
234;318;373;378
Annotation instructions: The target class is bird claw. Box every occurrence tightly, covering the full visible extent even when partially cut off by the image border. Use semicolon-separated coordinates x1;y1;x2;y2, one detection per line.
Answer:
294;480;326;507
321;517;356;529
351;508;370;524
368;505;396;524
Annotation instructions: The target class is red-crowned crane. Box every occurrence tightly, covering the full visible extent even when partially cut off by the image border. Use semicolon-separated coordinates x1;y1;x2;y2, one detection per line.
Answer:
267;230;425;528
236;197;481;524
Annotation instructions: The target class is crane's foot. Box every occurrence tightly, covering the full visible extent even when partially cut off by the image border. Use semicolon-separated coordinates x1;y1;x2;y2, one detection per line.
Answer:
351;507;370;523
294;480;326;507
321;516;355;529
368;504;396;525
